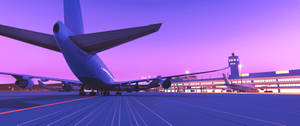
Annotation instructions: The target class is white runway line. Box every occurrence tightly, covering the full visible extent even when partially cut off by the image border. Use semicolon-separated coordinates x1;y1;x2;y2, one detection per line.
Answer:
132;97;173;126
46;99;102;126
125;97;134;126
128;97;148;126
17;111;59;126
111;97;119;126
167;99;286;126
74;100;108;126
125;97;139;126
118;97;122;126
103;97;117;126
86;99;111;125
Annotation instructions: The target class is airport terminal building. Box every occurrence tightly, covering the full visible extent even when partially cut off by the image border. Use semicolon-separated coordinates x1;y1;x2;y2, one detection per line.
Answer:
154;53;300;93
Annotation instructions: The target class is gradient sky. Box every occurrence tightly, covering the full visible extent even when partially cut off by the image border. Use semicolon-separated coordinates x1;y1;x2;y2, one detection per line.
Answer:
0;0;300;83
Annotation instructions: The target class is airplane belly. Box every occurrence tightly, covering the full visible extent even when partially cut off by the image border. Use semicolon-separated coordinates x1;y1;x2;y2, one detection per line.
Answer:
78;77;113;89
53;22;114;89
60;40;113;89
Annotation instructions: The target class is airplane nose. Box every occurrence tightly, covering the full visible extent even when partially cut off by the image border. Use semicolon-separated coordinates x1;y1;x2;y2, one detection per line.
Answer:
53;23;60;33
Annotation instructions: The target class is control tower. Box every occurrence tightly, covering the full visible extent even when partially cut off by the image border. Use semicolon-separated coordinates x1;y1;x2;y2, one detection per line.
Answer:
228;53;240;78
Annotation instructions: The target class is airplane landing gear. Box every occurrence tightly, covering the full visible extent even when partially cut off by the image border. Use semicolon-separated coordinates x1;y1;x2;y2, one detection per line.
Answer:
103;91;110;96
79;92;86;96
79;85;86;96
89;92;96;96
89;90;97;96
116;92;122;96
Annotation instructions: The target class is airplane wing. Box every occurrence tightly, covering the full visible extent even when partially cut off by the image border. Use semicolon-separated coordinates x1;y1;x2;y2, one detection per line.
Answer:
117;67;229;84
114;67;229;91
0;72;82;85
0;72;82;91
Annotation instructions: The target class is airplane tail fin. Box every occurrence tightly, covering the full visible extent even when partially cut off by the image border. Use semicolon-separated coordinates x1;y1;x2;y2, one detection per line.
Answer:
64;0;84;35
63;0;161;53
222;73;231;85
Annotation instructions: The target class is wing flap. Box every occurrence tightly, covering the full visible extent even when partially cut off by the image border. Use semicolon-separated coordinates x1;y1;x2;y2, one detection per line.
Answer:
69;23;161;53
0;24;60;52
0;72;82;85
38;80;80;91
38;80;63;91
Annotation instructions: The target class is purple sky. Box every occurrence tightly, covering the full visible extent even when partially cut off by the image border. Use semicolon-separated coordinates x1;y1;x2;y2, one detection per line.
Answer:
0;0;300;83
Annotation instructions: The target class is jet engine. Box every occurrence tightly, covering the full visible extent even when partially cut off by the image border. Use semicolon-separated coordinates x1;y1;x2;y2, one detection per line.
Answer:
15;79;34;89
161;77;172;89
149;79;160;87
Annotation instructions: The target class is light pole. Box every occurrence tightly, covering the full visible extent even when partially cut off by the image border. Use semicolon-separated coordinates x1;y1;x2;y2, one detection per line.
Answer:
238;64;242;85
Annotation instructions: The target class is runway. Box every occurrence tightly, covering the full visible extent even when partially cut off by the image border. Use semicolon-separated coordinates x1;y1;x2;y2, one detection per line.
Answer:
0;92;298;126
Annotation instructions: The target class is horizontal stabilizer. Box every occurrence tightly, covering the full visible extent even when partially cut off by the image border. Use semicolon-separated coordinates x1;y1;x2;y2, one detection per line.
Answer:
70;23;162;53
0;24;60;52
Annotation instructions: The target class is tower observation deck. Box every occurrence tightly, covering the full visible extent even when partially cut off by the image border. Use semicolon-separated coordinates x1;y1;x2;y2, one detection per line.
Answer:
228;53;240;78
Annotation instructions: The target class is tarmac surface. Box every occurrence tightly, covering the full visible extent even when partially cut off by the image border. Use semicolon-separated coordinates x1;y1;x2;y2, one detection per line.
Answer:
0;92;298;126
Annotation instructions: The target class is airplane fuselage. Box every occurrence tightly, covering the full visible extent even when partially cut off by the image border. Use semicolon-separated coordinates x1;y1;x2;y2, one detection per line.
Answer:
225;84;258;92
53;21;115;90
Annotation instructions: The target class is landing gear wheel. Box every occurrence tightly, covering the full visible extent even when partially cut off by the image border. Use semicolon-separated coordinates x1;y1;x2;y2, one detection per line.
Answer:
79;92;86;96
79;85;86;96
89;91;96;96
103;91;110;96
116;92;122;96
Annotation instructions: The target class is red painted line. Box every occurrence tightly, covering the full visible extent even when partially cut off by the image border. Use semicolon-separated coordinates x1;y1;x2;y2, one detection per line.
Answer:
196;92;300;95
0;97;95;115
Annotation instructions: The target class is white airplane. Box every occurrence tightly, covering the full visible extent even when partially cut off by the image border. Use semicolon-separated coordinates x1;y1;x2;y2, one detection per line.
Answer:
0;0;227;96
222;73;258;92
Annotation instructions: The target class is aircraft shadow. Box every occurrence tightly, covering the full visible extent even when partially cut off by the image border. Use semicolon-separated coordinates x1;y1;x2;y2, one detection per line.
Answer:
121;92;210;98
